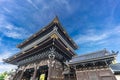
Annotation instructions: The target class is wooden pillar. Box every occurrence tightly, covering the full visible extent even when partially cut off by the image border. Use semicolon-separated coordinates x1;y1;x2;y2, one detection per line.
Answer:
12;69;18;80
47;59;52;80
13;70;20;80
18;67;26;80
69;74;70;80
32;65;38;80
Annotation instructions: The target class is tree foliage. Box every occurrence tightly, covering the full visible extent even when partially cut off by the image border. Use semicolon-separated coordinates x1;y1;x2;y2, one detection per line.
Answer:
0;69;15;80
0;71;8;80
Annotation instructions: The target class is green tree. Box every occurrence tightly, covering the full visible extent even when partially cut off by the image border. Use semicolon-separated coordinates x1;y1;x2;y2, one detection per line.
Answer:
0;71;8;80
0;73;5;80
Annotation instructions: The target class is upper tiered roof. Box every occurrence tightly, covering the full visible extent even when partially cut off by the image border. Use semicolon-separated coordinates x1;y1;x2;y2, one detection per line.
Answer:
17;16;78;50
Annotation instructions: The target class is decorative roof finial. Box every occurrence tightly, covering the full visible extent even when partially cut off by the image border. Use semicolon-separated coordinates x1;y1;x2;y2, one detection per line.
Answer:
53;16;59;23
111;50;119;54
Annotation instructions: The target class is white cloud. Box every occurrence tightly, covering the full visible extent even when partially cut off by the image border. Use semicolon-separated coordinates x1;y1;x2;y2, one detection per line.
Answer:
3;7;12;13
0;37;19;63
0;51;17;73
75;33;108;44
0;63;17;73
27;0;39;10
75;24;120;45
0;38;2;46
117;53;120;63
0;15;30;39
0;37;18;73
113;26;120;33
27;0;72;13
54;0;71;12
1;24;28;39
0;51;14;63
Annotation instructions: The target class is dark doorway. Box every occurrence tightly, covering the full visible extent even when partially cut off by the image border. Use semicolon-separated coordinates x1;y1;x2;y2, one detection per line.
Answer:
22;68;34;80
36;65;48;80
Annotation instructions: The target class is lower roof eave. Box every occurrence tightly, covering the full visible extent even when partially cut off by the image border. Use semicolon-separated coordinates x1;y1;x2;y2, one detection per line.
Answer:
69;55;115;65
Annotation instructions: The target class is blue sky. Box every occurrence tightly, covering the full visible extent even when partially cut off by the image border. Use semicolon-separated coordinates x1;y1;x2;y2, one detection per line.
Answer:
0;0;120;73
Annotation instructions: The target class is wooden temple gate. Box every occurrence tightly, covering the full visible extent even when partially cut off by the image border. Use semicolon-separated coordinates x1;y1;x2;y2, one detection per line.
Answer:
3;17;117;80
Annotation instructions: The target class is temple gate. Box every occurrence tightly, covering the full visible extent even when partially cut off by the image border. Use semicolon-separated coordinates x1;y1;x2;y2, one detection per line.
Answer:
3;17;117;80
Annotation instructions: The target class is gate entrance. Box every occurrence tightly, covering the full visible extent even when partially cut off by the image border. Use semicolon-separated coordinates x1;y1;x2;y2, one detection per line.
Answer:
22;68;34;80
36;65;48;80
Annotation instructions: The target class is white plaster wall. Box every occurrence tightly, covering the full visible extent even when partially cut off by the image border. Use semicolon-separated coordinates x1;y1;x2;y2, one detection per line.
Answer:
115;75;120;80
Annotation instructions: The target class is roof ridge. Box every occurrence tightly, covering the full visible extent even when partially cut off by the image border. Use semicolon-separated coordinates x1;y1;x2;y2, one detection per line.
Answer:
72;49;109;59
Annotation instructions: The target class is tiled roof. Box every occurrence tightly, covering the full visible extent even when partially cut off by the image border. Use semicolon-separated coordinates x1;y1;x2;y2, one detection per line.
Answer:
110;63;120;72
69;49;116;64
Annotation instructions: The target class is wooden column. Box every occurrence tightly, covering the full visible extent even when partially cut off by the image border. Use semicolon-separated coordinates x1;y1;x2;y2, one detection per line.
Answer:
13;70;20;80
12;69;18;80
47;59;52;80
69;74;70;80
32;65;38;80
18;67;26;80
